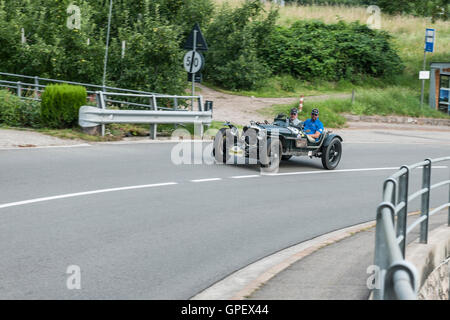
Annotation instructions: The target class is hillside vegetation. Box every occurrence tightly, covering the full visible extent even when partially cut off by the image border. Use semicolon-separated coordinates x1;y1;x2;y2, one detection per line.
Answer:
212;1;450;95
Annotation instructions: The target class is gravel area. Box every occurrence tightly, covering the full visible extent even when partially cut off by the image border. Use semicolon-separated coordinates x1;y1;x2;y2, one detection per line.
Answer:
0;129;85;149
196;84;351;125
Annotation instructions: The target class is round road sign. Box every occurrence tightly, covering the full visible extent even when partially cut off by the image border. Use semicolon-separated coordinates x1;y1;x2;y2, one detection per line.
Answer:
183;50;204;73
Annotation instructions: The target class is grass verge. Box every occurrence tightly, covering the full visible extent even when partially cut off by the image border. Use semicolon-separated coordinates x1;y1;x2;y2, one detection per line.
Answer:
260;87;450;128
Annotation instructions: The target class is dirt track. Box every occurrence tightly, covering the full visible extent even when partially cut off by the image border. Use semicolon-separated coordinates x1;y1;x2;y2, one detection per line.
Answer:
196;84;351;125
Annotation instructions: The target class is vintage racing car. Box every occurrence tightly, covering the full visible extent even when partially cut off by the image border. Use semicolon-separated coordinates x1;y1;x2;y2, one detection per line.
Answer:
213;114;343;171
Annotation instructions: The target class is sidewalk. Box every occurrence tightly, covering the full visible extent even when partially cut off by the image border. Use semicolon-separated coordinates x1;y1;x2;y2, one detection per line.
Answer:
246;211;448;300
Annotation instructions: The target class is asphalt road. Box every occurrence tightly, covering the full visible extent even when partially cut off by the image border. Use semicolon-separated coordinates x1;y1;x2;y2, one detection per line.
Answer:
0;139;449;299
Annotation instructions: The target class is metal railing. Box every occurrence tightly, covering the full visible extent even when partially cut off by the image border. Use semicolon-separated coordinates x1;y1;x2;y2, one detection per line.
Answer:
0;72;159;101
80;91;212;139
373;156;450;300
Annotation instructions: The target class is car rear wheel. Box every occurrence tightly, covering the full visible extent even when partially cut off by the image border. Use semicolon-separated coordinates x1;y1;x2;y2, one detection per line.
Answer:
321;138;342;170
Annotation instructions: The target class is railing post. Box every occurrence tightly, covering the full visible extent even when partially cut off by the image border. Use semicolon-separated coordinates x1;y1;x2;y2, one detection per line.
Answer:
149;95;158;140
374;200;395;300
397;166;409;257
420;159;432;243
34;76;39;100
17;81;22;97
98;91;106;137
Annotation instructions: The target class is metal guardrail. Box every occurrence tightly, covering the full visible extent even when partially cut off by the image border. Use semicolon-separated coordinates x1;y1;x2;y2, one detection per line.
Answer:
0;71;159;101
1;72;213;139
79;91;212;139
373;156;450;300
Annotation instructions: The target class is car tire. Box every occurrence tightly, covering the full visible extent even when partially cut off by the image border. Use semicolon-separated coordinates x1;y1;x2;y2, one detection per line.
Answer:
321;138;342;170
281;155;292;161
213;128;237;164
261;138;281;173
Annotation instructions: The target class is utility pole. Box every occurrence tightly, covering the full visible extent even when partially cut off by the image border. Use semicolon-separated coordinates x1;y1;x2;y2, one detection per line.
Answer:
102;0;113;89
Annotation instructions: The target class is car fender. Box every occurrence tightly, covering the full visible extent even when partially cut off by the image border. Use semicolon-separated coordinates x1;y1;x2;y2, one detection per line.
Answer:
323;134;343;148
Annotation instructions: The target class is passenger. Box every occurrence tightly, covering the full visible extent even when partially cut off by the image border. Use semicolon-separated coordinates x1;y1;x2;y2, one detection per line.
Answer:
303;108;324;142
289;108;301;127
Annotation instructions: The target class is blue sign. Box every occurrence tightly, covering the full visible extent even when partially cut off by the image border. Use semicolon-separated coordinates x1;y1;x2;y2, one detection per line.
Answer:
425;28;435;52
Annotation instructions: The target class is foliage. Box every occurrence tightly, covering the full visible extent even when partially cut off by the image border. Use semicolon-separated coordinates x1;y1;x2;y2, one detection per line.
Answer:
40;84;86;128
260;20;403;82
204;0;277;90
0;0;214;94
0;89;41;128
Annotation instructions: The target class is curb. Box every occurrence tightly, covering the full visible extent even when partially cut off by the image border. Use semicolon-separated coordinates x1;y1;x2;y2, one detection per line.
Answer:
191;220;376;300
343;114;450;127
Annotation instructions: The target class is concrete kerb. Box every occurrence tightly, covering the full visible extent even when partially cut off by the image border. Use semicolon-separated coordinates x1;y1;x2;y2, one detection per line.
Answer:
191;220;376;300
343;114;450;127
192;210;437;301
406;224;450;300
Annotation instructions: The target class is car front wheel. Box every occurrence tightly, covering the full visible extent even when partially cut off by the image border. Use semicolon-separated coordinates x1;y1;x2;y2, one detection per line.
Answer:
321;138;342;170
261;138;281;173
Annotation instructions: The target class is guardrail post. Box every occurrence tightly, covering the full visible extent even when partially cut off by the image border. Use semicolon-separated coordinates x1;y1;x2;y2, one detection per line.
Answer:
17;81;22;97
420;159;432;243
397;166;409;257
149;95;158;140
198;96;204;111
97;91;106;137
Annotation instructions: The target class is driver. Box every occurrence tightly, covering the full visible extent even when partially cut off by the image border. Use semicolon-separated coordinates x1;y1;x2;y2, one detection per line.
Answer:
303;108;324;142
289;108;301;127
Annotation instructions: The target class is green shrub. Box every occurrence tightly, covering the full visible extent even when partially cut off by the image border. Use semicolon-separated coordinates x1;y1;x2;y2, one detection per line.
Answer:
40;84;86;128
260;21;404;82
0;89;41;128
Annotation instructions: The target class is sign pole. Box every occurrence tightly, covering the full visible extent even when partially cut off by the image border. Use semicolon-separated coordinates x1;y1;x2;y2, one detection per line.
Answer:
191;30;197;109
421;28;435;107
421;50;426;107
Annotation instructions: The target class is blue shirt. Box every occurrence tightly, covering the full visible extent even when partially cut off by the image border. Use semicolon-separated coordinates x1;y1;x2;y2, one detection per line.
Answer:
303;118;324;140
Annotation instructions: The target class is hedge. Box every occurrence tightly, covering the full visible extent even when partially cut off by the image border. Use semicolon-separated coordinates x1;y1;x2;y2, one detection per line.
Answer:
40;84;86;128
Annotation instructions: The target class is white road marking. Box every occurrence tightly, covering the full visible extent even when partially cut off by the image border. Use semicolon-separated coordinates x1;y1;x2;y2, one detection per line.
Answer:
230;175;260;179
191;178;223;183
0;166;446;210
0;182;178;210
